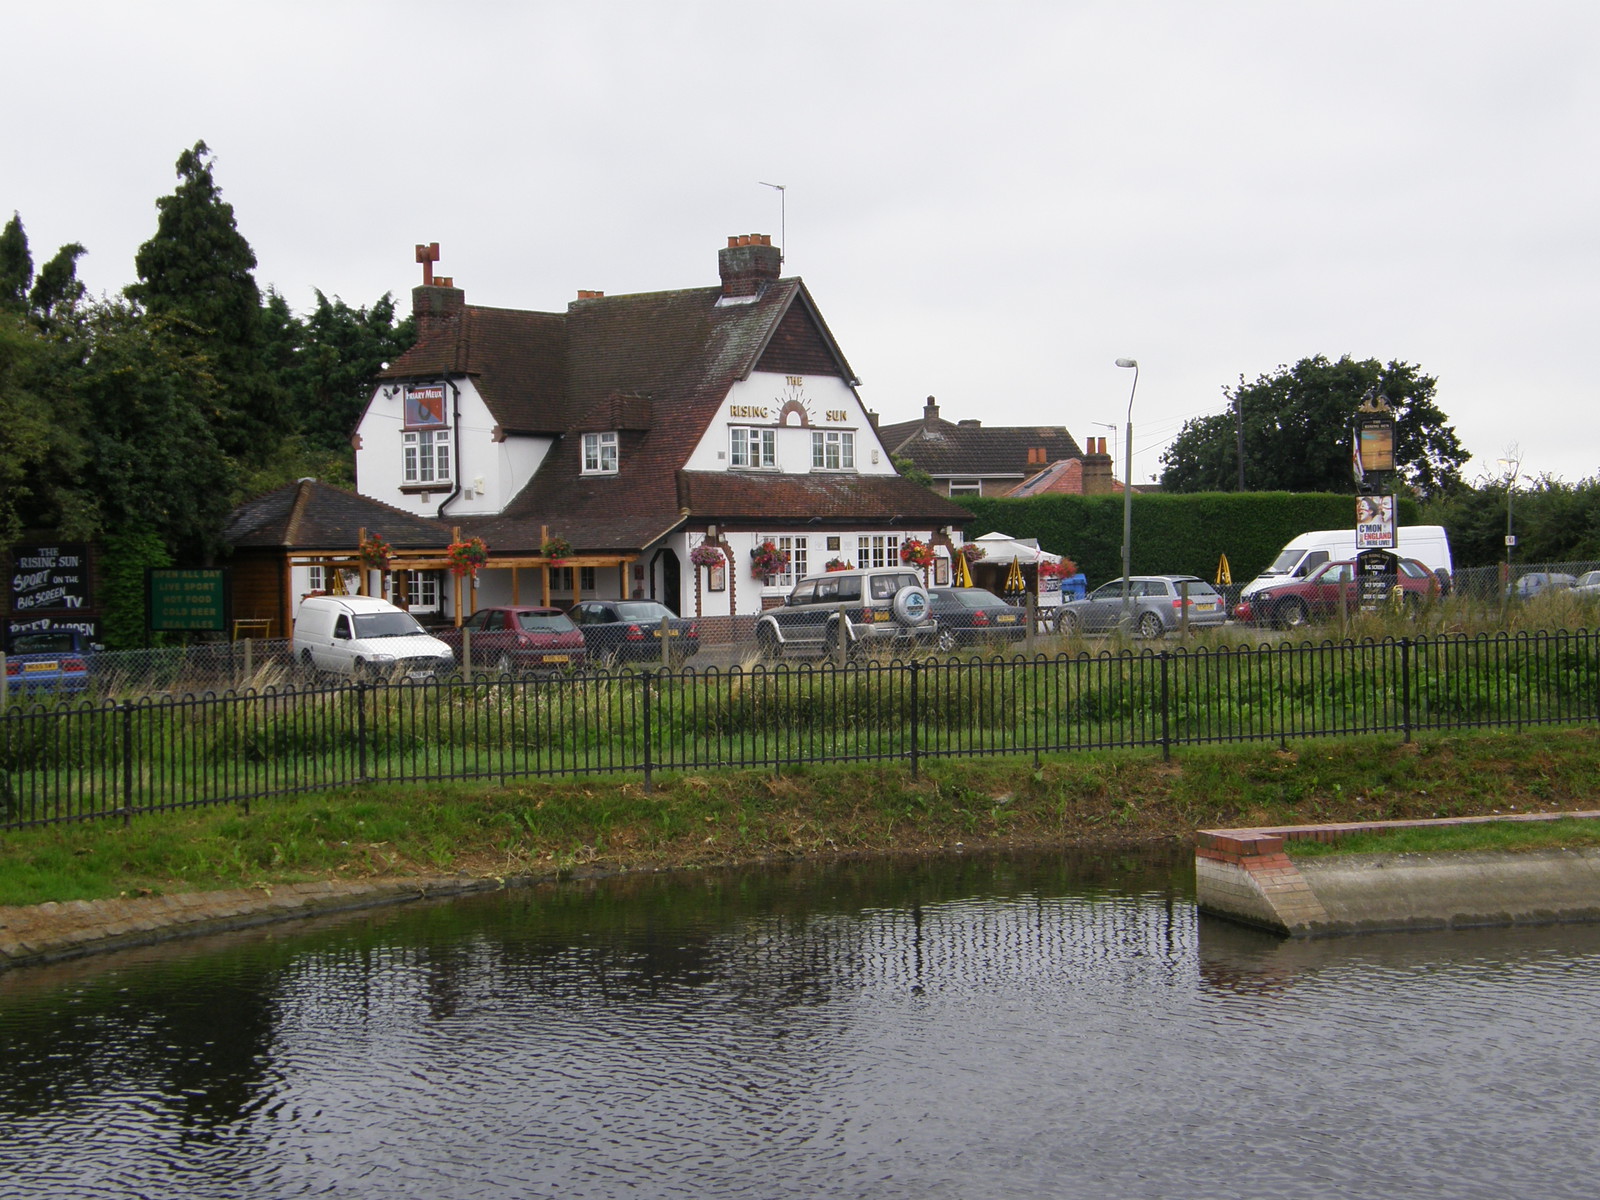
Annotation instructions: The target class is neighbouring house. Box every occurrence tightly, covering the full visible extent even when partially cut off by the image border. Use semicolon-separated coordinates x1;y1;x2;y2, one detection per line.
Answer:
339;236;971;640
876;396;1088;498
1006;437;1124;497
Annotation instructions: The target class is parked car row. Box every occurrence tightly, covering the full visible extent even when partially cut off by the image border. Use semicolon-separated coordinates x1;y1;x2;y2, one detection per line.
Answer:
1233;558;1439;629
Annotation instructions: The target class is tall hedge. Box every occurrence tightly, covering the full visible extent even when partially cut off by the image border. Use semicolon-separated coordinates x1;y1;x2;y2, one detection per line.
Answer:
955;492;1421;587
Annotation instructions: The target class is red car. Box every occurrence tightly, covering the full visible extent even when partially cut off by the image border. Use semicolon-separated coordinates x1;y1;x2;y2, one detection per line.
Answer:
433;607;588;674
1236;558;1438;629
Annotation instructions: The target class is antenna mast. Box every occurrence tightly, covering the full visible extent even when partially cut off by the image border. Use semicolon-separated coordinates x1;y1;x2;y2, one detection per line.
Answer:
759;181;786;264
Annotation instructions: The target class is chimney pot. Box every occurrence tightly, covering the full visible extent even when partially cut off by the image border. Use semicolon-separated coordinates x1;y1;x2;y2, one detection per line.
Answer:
718;233;782;297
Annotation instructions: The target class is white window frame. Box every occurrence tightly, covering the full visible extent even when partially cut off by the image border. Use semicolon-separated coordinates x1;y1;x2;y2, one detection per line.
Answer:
856;535;903;569
811;430;855;471
730;426;776;468
759;535;807;587
403;428;452;485
583;431;619;474
949;479;981;496
307;564;325;593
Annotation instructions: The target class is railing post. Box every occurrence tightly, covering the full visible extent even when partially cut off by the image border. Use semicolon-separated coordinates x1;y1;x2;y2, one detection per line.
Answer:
909;658;920;780
1401;636;1413;743
0;652;6;714
120;701;133;826
356;679;369;783
641;670;655;793
1160;650;1171;762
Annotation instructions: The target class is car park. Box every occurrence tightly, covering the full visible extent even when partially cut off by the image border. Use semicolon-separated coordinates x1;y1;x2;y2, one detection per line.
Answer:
292;595;454;680
1509;572;1577;600
1053;575;1226;638
4;629;95;697
432;606;587;674
926;587;1028;651
1234;558;1437;628
755;566;933;660
569;599;699;664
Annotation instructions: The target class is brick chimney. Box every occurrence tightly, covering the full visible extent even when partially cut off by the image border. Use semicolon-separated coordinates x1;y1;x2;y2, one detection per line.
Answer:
719;234;781;298
922;396;940;430
411;242;464;338
1080;436;1116;496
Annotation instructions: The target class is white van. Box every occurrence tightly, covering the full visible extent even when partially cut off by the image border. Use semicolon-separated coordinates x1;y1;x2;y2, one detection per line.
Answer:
1239;525;1453;602
292;595;454;680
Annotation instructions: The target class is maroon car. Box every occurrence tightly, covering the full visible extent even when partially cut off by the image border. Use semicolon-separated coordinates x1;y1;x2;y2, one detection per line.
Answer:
1235;558;1438;629
433;606;588;674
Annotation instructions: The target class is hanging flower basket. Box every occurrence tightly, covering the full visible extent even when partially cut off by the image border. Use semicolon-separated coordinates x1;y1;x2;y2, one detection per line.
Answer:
959;543;987;563
689;543;724;569
750;539;790;579
824;558;854;572
899;538;935;568
1038;558;1078;580
540;534;572;564
358;533;393;571
447;536;490;578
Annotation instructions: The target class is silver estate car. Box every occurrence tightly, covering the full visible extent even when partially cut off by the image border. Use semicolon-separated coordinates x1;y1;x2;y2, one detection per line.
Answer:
1053;575;1226;638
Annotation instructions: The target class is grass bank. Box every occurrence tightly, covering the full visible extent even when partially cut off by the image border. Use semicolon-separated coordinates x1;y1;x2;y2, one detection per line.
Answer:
1285;816;1600;857
2;727;1597;909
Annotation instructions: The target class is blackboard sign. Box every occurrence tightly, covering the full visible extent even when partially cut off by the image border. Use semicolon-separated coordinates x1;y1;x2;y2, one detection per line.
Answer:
1356;549;1400;612
10;543;90;615
147;568;231;633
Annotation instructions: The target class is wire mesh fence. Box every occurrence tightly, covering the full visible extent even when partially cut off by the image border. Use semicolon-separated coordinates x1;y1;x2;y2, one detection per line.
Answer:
3;628;1597;832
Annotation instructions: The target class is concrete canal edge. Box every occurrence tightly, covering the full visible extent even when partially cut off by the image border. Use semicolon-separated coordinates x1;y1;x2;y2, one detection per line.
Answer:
1197;811;1600;937
0;876;515;970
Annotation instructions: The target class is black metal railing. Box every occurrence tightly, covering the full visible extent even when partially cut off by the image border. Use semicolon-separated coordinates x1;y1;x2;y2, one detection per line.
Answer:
2;630;1596;831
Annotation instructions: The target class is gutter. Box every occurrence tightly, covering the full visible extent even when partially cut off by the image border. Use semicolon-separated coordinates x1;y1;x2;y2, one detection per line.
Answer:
435;375;464;519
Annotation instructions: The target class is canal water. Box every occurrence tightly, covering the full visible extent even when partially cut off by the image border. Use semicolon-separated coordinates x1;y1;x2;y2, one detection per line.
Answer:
2;848;1598;1199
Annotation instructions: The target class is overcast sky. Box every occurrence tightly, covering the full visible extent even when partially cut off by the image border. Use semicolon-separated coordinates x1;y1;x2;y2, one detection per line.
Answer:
10;1;1597;487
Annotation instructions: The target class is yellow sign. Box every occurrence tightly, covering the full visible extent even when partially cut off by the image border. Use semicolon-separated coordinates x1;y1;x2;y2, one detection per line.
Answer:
1005;558;1025;594
1215;554;1232;586
954;550;974;588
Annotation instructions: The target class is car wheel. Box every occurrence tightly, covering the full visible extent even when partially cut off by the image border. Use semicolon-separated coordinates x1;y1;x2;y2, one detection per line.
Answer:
1054;609;1079;636
1277;598;1309;629
1137;612;1165;640
891;584;931;627
936;627;956;653
756;625;780;662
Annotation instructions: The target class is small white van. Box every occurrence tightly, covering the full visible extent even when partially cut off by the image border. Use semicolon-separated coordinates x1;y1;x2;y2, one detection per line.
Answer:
292;595;453;680
1239;525;1453;602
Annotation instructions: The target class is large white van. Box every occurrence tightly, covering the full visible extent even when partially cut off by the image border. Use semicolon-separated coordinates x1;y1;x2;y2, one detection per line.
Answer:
292;595;453;680
1239;525;1453;602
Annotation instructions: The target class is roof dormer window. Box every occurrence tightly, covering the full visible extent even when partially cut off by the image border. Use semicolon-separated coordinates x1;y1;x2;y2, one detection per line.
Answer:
582;431;619;474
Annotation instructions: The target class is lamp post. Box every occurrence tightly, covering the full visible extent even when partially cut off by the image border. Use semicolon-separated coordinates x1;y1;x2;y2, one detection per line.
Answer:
1115;358;1139;625
1497;457;1521;574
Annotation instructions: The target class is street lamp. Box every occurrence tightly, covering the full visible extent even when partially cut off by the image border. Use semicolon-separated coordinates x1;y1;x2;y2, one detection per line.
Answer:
1116;358;1139;624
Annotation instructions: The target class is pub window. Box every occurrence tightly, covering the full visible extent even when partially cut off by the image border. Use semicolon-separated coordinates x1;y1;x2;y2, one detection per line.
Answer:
582;431;619;474
811;430;855;470
730;426;776;468
403;428;452;485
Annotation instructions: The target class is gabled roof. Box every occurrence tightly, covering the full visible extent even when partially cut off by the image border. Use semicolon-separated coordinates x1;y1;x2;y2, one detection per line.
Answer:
1008;458;1127;497
225;479;449;551
381;305;567;434
879;402;1083;479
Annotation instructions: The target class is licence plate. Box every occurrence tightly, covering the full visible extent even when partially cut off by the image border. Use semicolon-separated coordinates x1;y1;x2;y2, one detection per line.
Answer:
653;629;678;639
24;662;57;673
541;654;571;663
996;615;1017;624
1195;602;1216;612
872;611;890;622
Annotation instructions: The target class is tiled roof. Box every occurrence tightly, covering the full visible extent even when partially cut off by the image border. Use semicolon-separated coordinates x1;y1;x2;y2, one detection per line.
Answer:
225;480;450;551
1009;458;1127;496
879;412;1083;478
678;471;972;526
380;305;567;433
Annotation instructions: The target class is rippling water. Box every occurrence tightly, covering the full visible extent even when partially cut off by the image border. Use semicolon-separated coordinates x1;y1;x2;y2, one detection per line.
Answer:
2;849;1599;1199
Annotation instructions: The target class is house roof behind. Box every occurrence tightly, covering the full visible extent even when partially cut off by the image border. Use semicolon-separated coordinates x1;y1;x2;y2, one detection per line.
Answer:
879;400;1083;478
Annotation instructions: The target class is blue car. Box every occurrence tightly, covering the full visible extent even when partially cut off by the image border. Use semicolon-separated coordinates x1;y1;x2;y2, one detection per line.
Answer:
5;630;94;696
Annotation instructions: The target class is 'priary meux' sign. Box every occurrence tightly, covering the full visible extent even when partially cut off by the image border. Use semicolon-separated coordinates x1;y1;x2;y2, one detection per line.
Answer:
10;543;90;613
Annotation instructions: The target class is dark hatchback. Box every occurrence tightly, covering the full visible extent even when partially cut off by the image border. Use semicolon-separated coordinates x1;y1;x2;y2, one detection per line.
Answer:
569;599;699;664
433;606;588;674
926;587;1029;651
5;629;94;696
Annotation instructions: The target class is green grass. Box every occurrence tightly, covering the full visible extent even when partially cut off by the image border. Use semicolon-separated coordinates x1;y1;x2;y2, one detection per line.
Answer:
3;726;1598;909
1287;816;1600;858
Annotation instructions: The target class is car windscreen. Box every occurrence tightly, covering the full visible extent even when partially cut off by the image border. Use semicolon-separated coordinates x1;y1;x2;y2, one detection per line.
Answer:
1268;549;1305;573
1172;580;1219;596
951;589;1006;608
12;633;77;654
517;612;577;632
613;602;673;622
353;611;427;638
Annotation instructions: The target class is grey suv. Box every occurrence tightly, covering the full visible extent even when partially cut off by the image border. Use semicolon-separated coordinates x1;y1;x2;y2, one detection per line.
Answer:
755;567;933;660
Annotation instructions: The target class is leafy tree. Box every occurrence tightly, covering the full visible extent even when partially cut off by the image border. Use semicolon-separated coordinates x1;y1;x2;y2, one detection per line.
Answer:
0;316;96;545
76;301;236;562
95;522;172;650
30;241;87;324
1160;355;1469;499
893;454;934;490
127;141;284;463
0;213;30;312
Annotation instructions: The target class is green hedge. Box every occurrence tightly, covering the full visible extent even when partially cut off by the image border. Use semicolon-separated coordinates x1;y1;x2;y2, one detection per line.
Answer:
954;492;1422;586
